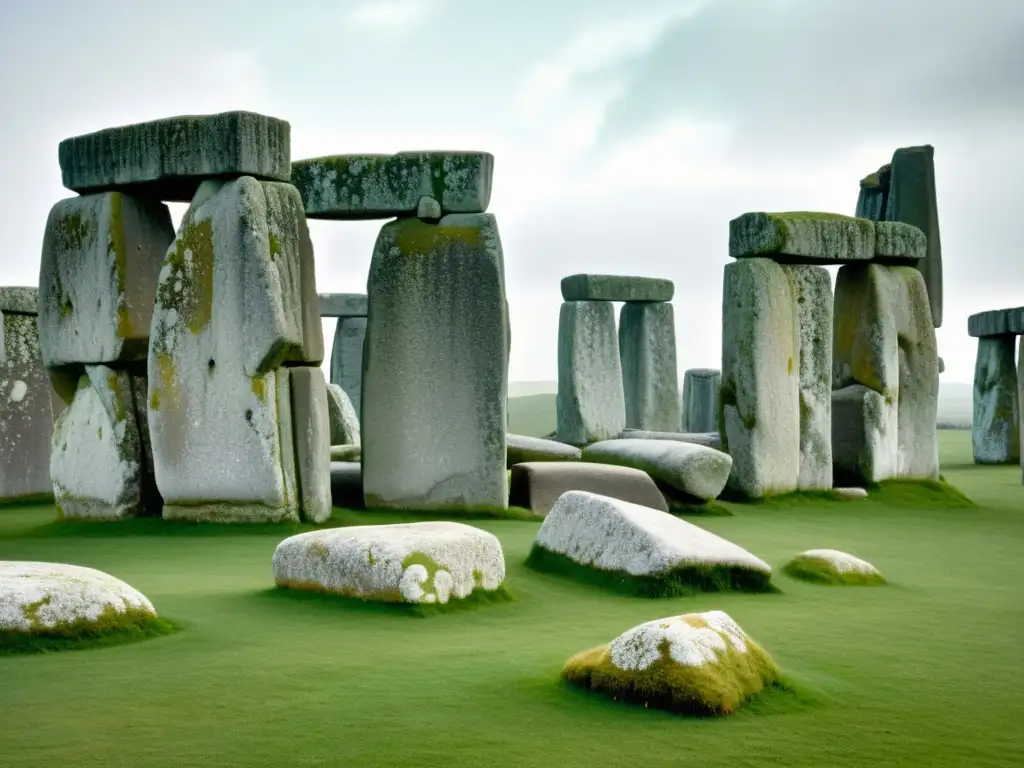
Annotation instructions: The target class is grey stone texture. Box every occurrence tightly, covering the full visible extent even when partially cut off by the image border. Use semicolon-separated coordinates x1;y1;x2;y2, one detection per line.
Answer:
1019;336;1024;485
720;258;800;497
972;335;1020;464
855;165;891;221
330;461;363;509
326;382;360;446
330;444;361;462
729;212;874;264
506;433;582;467
292;152;493;220
39;192;175;368
618;429;722;450
1;304;60;501
417;196;442;220
0;287;39;315
58;111;291;201
559;274;674;302
508;461;668;518
361;214;509;511
831;385;897;486
289;367;332;523
556;301;626;445
330;317;366;418
967;307;1024;338
681;368;721;433
318;293;367;318
618;302;680;431
873;221;927;265
885;145;943;328
785;265;833;491
582;438;733;502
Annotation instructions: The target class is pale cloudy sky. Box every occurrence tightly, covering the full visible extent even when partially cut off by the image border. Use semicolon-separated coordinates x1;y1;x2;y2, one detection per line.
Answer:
2;0;1022;385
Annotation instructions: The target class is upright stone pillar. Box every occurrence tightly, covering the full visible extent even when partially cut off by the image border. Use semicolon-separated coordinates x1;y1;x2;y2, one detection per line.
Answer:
362;215;509;511
618;302;680;432
320;293;367;419
681;369;720;433
971;336;1019;464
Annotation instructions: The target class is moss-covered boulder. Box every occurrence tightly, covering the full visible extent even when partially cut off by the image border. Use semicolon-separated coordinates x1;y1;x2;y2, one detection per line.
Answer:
272;521;506;605
527;490;772;596
619;302;680;432
0;561;158;642
972;335;1020;464
563;610;781;715
783;549;885;585
559;274;674;302
292;152;493;220
58;111;291;201
729;212;874;264
506;434;581;466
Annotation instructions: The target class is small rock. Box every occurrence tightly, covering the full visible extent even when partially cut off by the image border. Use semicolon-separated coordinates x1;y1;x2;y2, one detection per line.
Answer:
833;487;868;500
784;549;885;585
417;196;442;220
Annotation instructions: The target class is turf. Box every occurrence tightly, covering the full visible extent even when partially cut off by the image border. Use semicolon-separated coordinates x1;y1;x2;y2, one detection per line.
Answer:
1;431;1022;767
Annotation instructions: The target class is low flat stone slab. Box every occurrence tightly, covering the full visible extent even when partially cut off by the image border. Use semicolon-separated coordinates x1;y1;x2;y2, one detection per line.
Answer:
619;429;722;450
0;561;156;634
272;521;506;605
729;212;874;264
58;111;291;201
507;434;581;466
0;287;38;315
509;461;667;517
318;293;367;318
967;307;1024;338
560;274;674;302
872;221;926;264
330;461;363;509
292;152;493;220
583;438;732;502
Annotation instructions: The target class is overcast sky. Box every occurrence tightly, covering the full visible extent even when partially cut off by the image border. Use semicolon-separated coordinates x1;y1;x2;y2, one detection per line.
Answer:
2;0;1022;385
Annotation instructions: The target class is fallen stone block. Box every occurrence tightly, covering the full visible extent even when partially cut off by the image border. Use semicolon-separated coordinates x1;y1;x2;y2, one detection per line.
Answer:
508;461;667;517
681;368;720;433
729;212;874;264
619;302;680;431
506;434;581;467
272;521;506;604
783;549;885;585
318;293;367;318
560;274;674;302
292;152;493;220
58;111;291;201
967;307;1024;338
582;438;732;502
972;335;1020;464
619;429;722;450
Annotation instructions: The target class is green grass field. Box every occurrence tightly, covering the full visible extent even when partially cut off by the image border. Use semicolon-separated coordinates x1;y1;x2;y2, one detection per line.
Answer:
2;431;1022;767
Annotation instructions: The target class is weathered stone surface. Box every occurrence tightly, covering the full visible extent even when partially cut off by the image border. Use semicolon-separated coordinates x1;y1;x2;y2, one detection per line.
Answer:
721;259;800;497
329;317;366;418
681;369;720;433
326;382;360;446
855;164;891;221
619;302;680;431
967;307;1024;338
785;549;885;585
362;214;508;511
619;429;722;450
1019;336;1024;485
729;212;874;264
292;152;493;220
39;192;174;367
0;287;39;315
831;385;897;486
938;357;945;374
834;487;868;500
556;301;626;445
272;521;506;604
833;264;938;480
560;274;674;302
330;444;361;462
50;366;142;519
784;266;833;490
583;438;732;502
0;308;58;501
289;367;332;523
873;221;926;264
509;461;667;517
318;293;367;318
148;178;306;523
417;196;442;220
885;145;943;328
972;335;1020;464
330;461;363;509
58;111;291;201
506;434;581;466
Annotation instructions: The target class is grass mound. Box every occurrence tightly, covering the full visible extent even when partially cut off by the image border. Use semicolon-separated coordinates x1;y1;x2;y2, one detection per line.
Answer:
525;545;775;598
783;551;886;586
0;614;178;655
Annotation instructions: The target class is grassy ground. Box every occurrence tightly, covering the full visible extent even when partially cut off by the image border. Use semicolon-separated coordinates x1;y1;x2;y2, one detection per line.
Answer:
1;431;1022;767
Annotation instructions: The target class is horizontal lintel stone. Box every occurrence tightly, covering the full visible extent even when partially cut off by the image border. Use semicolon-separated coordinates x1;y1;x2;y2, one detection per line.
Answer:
967;307;1024;338
318;293;368;318
729;211;875;264
0;286;38;315
560;274;674;302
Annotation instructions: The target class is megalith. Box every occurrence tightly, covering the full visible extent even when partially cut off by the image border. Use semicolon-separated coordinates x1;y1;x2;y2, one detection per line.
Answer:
361;214;509;511
971;335;1019;464
681;369;720;433
319;293;367;419
618;302;680;432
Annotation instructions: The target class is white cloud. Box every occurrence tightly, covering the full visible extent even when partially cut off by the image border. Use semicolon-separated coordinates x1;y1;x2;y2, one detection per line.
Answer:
347;1;429;28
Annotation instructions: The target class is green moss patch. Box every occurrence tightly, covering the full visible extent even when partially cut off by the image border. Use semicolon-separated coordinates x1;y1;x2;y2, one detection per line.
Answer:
782;556;886;586
524;545;775;598
0;613;178;656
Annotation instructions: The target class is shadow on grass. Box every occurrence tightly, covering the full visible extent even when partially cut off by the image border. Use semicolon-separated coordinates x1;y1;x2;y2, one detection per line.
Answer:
250;585;514;618
0;617;180;657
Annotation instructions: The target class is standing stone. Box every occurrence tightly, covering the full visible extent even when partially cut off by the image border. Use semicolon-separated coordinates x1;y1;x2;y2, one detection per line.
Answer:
556;301;626;446
0;291;60;502
1019;336;1024;485
681;369;720;433
831;385;898;486
289;367;332;523
330;317;366;418
39;192;175;368
618;302;680;432
784;266;833;490
885;146;942;328
720;258;799;497
362;214;508;511
855;165;891;221
972;336;1020;464
50;365;142;519
560;274;674;302
148;177;312;523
